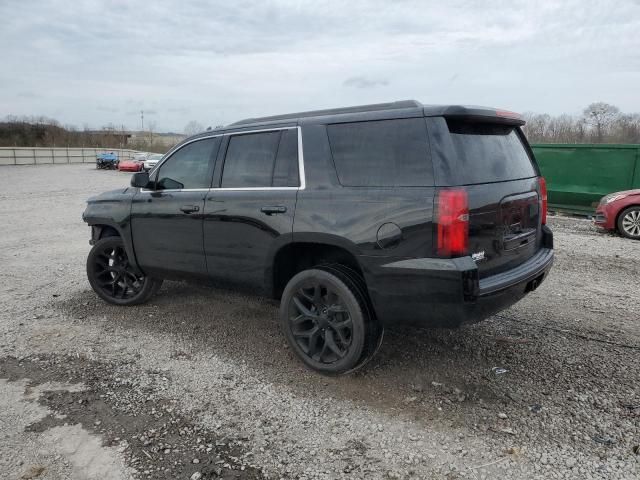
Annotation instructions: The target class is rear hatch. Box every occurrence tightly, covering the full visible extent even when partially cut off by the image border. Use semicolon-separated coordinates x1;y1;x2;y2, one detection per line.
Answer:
441;118;542;278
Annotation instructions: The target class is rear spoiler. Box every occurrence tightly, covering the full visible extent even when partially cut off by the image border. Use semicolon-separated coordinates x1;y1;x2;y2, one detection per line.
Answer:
423;105;526;126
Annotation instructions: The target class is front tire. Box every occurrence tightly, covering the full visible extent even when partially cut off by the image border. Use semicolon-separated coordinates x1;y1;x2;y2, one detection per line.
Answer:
617;206;640;240
280;267;380;375
86;236;162;305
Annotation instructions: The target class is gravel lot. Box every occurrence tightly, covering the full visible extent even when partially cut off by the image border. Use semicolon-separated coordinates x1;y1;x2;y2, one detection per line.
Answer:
0;164;638;480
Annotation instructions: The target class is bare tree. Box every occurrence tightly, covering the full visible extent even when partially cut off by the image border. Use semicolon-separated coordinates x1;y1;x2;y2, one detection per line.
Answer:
148;120;157;145
184;121;204;136
583;102;620;142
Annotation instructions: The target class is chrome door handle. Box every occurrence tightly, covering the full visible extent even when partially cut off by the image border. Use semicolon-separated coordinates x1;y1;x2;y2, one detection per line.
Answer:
180;205;200;214
260;206;287;215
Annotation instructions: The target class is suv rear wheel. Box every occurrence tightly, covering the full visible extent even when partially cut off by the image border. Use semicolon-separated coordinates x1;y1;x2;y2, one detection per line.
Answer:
87;236;162;305
617;206;640;240
280;266;381;375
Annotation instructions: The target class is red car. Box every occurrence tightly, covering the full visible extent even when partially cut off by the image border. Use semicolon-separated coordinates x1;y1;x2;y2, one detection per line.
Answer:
594;189;640;239
118;159;143;172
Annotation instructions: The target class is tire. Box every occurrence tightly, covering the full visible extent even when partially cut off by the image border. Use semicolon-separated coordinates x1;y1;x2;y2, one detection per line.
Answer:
280;267;379;375
318;264;384;370
86;236;162;306
617;206;640;240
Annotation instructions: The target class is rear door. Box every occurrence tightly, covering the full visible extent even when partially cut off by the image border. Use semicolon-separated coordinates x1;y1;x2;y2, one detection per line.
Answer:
203;127;300;293
131;137;220;278
428;117;541;278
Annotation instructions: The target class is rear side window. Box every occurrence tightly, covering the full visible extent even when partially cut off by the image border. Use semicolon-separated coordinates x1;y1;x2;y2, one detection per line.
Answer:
446;121;536;184
327;118;433;187
222;131;281;188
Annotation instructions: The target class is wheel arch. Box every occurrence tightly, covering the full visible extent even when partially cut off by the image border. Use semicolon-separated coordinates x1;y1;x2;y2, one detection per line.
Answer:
268;235;364;299
87;220;142;274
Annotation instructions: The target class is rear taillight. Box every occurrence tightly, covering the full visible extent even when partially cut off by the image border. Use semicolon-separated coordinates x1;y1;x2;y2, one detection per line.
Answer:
437;188;469;257
539;177;548;224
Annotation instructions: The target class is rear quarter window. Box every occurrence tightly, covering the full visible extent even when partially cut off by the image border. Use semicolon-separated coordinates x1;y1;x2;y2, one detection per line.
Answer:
446;121;536;185
327;118;433;187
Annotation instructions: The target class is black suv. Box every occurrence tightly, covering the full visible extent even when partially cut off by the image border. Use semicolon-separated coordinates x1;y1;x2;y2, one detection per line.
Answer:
83;100;554;374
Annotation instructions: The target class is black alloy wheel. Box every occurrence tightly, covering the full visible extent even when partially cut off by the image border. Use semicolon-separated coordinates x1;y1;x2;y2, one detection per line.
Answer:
280;268;377;375
86;236;161;305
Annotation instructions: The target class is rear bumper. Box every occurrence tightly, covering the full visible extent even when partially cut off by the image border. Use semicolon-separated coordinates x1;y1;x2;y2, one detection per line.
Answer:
364;226;554;328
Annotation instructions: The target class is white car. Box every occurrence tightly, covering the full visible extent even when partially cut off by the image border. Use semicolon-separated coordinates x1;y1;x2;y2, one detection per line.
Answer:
133;152;150;162
143;153;164;171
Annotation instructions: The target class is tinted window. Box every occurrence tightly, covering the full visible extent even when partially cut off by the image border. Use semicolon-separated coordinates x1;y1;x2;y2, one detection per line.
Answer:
272;129;299;187
222;131;281;188
447;121;536;184
327;118;433;187
156;138;217;190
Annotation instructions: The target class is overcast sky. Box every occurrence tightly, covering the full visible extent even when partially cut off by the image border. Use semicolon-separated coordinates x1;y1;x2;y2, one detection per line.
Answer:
1;0;639;132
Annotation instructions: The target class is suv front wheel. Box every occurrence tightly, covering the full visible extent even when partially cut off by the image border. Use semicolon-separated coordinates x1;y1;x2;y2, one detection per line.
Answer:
280;266;381;375
87;236;162;305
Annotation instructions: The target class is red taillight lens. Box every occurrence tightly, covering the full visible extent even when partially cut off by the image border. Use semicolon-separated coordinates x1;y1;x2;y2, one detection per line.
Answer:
437;188;469;257
539;177;548;225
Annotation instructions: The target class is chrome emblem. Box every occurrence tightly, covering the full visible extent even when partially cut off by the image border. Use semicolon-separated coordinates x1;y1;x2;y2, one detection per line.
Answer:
471;251;486;262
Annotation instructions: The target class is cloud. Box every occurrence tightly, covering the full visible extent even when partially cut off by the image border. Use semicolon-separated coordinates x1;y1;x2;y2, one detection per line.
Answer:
17;91;41;99
343;76;390;89
1;0;639;131
97;105;119;113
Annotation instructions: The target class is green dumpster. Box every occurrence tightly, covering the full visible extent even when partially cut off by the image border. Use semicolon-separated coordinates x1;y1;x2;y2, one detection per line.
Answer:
531;144;640;215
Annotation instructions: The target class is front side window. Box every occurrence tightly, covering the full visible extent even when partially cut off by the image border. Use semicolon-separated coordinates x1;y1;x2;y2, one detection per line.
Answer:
327;118;433;187
156;138;218;190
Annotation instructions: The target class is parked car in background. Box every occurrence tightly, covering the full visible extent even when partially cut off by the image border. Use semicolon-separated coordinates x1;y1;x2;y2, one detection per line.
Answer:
83;100;553;374
594;189;640;239
96;152;118;169
143;153;164;171
133;152;150;162
118;159;143;172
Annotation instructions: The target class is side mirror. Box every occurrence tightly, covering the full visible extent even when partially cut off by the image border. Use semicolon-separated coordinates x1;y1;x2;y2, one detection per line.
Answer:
131;171;150;188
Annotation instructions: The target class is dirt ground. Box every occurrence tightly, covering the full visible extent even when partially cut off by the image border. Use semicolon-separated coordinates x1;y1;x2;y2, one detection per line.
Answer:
0;164;638;480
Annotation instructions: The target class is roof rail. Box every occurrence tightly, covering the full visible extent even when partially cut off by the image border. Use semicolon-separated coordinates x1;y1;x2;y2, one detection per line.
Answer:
229;100;422;126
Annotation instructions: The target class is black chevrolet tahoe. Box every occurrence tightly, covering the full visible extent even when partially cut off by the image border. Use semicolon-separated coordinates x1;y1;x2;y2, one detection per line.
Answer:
83;100;554;374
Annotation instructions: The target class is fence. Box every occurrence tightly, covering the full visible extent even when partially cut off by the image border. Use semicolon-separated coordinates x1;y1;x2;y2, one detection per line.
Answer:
0;147;140;166
532;144;640;214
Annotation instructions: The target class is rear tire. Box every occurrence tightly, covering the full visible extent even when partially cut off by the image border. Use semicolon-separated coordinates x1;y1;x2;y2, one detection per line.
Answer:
617;206;640;240
87;236;162;305
280;266;381;375
317;264;384;371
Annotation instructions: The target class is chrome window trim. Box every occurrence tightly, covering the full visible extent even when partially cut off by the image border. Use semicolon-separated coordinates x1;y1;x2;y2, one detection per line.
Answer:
140;126;306;193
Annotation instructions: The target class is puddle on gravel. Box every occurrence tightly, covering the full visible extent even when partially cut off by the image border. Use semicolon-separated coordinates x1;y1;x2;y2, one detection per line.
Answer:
0;356;264;480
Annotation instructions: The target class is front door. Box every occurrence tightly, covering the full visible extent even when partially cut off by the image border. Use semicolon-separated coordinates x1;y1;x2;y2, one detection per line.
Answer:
203;127;300;293
131;137;220;278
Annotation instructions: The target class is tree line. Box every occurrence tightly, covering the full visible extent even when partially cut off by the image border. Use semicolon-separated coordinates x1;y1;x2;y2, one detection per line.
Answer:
0;115;135;149
2;104;640;148
522;102;640;144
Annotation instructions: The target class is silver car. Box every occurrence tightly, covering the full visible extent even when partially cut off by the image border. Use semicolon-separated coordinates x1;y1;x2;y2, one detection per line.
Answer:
143;153;164;171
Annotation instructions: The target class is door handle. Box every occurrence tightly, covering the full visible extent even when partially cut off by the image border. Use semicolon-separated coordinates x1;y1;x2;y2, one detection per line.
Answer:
260;205;287;215
180;205;200;214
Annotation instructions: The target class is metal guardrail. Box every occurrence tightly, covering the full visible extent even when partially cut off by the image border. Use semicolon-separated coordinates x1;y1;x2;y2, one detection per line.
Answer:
0;147;140;166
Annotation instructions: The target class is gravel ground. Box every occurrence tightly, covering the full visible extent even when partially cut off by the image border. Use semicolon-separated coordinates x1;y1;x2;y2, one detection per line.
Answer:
0;163;638;480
